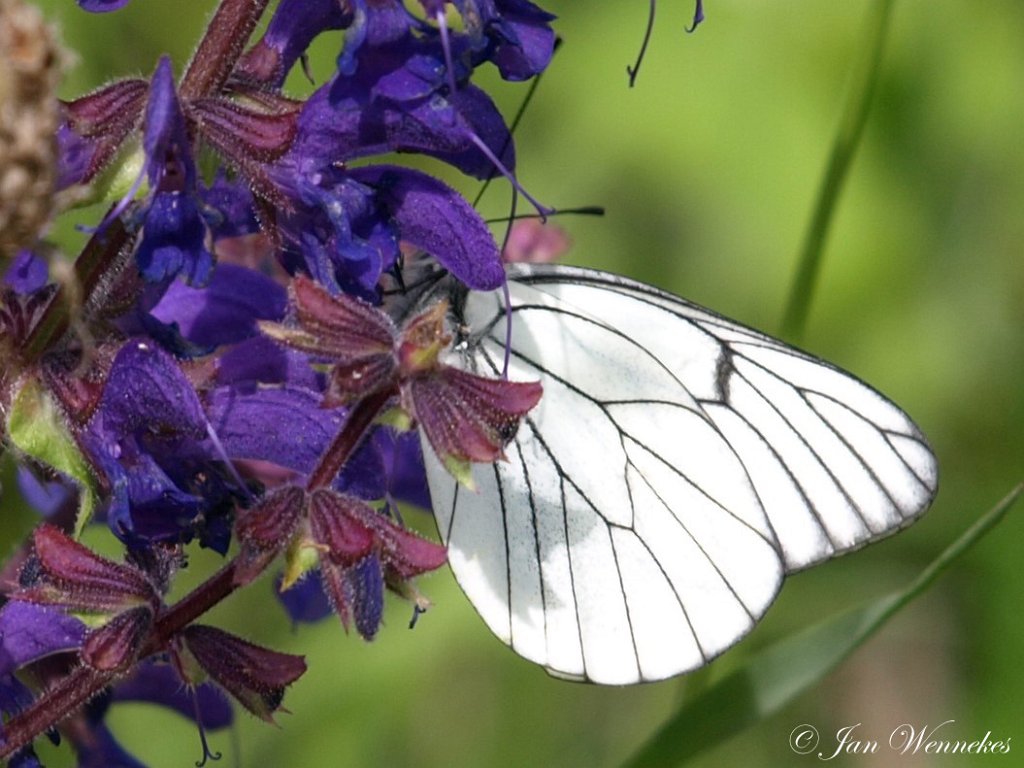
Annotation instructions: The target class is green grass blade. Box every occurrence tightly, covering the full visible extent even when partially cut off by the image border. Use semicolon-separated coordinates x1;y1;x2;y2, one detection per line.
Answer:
780;0;897;341
623;482;1022;768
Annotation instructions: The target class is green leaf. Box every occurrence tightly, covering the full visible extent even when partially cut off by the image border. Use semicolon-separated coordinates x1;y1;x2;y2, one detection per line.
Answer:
6;377;99;536
624;482;1022;768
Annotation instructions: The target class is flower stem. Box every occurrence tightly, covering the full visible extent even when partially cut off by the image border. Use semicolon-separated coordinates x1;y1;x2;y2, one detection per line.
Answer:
307;388;396;490
21;218;132;362
0;666;113;760
780;0;896;341
180;0;271;99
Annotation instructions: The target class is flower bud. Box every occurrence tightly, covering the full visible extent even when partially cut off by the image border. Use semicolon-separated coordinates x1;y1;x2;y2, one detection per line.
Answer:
17;525;158;614
81;606;153;673
181;625;306;723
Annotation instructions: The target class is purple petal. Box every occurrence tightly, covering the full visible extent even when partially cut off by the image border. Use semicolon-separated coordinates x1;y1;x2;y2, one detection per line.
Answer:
3;251;48;294
206;386;345;472
275;571;332;624
236;0;353;88
100;340;206;437
334;1;420;77
216;336;321;390
295;83;513;179
201;175;260;240
136;192;214;287
336;430;389;500
142;57;195;192
351;165;503;289
15;466;74;518
374;428;430;510
348;555;385;640
149;264;287;348
77;0;132;11
272;167;397;296
0;602;85;673
474;0;557;80
71;722;147;768
424;87;517;179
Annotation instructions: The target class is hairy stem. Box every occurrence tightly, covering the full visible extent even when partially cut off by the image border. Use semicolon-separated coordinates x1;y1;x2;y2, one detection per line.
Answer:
21;218;132;362
0;666;113;759
307;388;397;490
181;0;271;99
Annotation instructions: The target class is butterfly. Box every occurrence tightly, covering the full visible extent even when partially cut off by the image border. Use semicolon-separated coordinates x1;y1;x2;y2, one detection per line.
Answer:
401;263;938;685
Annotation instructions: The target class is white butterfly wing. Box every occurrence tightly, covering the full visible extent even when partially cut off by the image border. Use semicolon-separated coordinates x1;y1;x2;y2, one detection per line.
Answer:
422;264;937;684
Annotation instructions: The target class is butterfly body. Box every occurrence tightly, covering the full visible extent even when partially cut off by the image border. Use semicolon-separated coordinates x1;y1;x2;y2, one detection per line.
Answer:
416;264;938;684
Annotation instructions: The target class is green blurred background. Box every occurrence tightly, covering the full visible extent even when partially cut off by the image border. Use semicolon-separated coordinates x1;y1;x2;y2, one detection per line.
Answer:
15;1;1024;766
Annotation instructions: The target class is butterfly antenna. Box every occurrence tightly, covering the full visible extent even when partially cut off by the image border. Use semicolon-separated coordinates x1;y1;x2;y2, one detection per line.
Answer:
484;205;605;225
627;0;657;87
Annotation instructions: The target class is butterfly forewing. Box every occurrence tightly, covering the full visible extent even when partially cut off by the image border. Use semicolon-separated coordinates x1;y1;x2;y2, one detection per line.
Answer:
423;264;937;684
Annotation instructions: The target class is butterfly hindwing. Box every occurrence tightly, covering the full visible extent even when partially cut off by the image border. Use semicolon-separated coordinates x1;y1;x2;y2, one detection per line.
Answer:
422;264;937;684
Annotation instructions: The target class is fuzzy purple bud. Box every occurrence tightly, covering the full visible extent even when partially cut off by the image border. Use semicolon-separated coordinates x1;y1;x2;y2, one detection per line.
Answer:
181;625;306;723
234;485;307;585
17;526;159;614
81;606;153;673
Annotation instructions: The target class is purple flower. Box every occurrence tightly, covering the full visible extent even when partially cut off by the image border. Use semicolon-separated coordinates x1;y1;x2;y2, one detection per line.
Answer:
83;341;243;551
0;601;86;765
0;601;86;674
2;251;48;294
77;0;132;11
457;0;558;80
148;263;288;349
132;58;213;287
235;0;354;88
15;466;75;519
58;60;297;302
308;489;448;639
